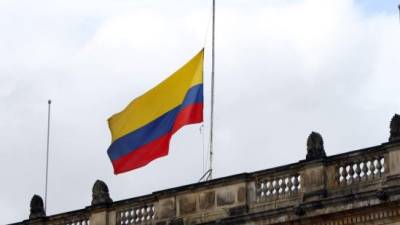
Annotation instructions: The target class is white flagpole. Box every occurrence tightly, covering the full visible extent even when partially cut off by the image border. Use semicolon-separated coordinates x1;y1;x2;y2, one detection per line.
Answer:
208;0;216;180
44;99;51;213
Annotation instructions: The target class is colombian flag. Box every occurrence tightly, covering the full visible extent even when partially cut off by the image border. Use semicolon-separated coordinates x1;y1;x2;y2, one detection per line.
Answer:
107;49;204;174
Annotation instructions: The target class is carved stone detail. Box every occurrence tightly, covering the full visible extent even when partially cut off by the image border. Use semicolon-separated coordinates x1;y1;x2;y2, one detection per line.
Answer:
294;205;305;216
306;132;326;160
92;180;113;206
389;114;400;142
376;189;388;201
29;194;45;219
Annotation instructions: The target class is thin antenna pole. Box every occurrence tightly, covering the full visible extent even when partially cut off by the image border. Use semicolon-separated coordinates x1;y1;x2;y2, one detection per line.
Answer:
209;0;216;180
44;99;51;213
398;5;400;23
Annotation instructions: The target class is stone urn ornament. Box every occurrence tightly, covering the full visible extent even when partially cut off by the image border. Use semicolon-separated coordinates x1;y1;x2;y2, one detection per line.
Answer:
92;180;113;206
389;114;400;142
29;194;45;219
306;131;326;160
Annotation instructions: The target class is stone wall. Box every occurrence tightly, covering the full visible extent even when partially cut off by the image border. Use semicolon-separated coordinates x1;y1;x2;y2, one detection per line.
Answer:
9;114;400;225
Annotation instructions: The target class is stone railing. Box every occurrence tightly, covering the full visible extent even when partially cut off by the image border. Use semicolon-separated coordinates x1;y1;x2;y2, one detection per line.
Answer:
41;209;90;225
255;169;301;202
335;148;386;186
9;114;400;225
115;197;156;225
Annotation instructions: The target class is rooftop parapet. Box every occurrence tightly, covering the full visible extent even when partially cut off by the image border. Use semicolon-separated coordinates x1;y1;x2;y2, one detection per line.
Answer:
9;114;400;225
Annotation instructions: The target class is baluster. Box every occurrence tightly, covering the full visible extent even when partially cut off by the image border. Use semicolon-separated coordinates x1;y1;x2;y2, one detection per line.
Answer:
293;175;300;191
273;180;279;197
355;162;361;182
349;164;355;184
376;157;383;176
287;177;293;194
130;209;134;223
141;207;146;221
259;181;265;200
369;159;376;179
264;182;269;198
263;181;268;197
131;209;135;220
340;165;348;185
135;209;141;223
267;181;274;198
142;208;147;221
120;212;126;225
381;157;385;173
151;205;155;219
281;178;287;195
361;161;368;181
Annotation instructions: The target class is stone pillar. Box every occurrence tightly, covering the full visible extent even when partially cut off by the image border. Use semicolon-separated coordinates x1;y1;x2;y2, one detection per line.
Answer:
385;114;400;183
89;180;115;225
155;197;176;224
300;132;328;201
385;144;400;183
301;161;327;201
90;208;113;225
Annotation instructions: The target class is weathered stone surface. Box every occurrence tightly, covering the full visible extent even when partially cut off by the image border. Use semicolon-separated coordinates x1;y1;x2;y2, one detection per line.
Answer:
157;198;175;219
91;180;112;206
388;144;400;178
301;164;326;196
90;211;107;225
199;191;215;210
294;205;305;216
11;117;400;225
217;190;235;206
376;189;388;201
107;210;116;225
178;195;197;215
306;132;326;160
169;219;183;225
246;182;256;203
229;205;248;216
29;194;45;219
237;187;246;203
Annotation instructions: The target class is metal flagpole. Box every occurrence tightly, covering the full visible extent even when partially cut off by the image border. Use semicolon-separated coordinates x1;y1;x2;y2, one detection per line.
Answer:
198;0;216;183
208;0;216;180
398;4;400;23
44;99;51;213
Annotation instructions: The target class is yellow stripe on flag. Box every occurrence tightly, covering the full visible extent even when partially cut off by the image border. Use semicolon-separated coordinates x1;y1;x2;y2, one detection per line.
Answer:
108;49;204;142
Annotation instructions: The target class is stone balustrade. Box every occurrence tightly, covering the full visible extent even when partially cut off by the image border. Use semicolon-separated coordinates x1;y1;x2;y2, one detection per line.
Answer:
32;209;90;225
115;196;156;225
8;114;400;225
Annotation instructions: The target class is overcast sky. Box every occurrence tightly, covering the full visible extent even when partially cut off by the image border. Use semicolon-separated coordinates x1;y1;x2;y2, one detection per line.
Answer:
1;0;400;224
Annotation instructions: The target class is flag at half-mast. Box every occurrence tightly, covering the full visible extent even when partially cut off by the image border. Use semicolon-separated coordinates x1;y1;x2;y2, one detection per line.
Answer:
107;49;204;174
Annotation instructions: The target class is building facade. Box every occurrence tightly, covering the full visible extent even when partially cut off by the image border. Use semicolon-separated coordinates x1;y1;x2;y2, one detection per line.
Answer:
9;114;400;225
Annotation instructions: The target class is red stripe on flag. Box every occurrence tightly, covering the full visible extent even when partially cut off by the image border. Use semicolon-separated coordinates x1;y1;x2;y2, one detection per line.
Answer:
112;103;203;174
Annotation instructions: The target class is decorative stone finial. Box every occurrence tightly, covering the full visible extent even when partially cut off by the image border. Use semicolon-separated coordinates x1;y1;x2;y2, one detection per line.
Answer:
306;131;326;160
29;194;45;219
92;180;112;206
389;114;400;142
